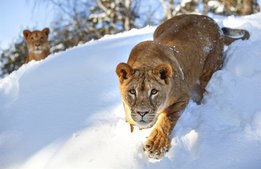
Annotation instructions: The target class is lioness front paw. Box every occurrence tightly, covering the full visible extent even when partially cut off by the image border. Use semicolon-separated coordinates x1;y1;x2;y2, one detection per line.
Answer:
144;127;171;159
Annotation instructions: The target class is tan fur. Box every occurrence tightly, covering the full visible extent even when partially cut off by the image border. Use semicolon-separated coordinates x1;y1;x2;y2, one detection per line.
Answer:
23;28;50;63
116;14;249;159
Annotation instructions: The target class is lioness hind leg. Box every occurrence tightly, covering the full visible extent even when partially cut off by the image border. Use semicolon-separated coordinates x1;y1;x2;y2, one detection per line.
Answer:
199;41;224;103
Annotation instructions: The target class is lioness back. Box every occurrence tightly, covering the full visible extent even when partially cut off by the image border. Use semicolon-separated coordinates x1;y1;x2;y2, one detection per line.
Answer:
128;15;223;93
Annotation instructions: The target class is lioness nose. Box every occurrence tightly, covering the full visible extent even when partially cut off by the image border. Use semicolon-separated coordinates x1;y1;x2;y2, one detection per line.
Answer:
35;43;40;47
137;111;149;117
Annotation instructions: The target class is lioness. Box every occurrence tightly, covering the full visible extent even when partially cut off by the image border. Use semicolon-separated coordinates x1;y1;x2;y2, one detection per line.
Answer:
116;14;249;159
23;28;50;63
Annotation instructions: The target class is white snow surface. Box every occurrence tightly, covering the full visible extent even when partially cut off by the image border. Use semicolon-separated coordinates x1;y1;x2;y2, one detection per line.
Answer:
1;14;261;169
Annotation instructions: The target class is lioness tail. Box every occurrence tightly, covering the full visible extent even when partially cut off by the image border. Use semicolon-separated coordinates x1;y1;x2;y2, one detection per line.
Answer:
222;27;250;45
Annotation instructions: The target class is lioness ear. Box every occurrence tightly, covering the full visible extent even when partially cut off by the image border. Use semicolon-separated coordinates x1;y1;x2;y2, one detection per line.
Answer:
116;63;133;83
23;30;31;39
153;64;173;80
42;27;50;36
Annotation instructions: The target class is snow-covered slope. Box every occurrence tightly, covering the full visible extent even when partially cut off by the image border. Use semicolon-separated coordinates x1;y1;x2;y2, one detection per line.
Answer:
1;14;261;169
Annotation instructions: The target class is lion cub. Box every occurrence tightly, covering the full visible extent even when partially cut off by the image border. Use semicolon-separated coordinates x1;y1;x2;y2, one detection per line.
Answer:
116;14;249;159
23;28;50;63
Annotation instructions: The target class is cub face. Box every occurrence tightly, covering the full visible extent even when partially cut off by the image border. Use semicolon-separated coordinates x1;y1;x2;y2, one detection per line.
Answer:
116;63;173;129
23;28;49;54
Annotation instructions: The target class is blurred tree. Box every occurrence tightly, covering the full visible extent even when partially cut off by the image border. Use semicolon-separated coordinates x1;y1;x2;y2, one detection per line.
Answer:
0;38;27;77
173;0;260;16
209;0;260;15
88;0;139;35
173;0;199;15
160;0;175;20
39;0;141;52
0;0;260;77
242;0;253;15
203;0;209;15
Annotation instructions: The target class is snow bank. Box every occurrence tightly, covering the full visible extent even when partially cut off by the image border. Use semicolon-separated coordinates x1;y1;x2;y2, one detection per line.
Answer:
1;14;261;169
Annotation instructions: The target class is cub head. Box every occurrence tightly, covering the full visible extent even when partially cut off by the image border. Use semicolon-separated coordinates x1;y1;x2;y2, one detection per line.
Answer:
116;63;173;129
23;28;50;54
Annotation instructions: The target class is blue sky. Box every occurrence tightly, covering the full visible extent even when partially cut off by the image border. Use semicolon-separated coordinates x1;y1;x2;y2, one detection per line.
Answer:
0;0;54;50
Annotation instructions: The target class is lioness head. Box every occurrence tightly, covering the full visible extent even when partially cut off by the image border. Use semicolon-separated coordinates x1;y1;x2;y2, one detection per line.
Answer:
116;63;173;129
23;28;50;54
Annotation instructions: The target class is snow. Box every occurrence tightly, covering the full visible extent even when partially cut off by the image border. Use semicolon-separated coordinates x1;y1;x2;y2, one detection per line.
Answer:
1;14;261;169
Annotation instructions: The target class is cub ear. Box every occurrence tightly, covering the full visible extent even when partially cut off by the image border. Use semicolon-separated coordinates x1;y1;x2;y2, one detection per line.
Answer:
153;64;173;80
23;30;31;39
42;27;50;36
116;63;133;83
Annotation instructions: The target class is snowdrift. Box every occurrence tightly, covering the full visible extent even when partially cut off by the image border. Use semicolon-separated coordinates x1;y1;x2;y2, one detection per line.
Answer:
1;14;261;169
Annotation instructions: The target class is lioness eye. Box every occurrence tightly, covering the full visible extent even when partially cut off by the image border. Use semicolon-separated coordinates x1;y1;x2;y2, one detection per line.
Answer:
151;89;158;95
40;37;44;40
129;89;136;95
